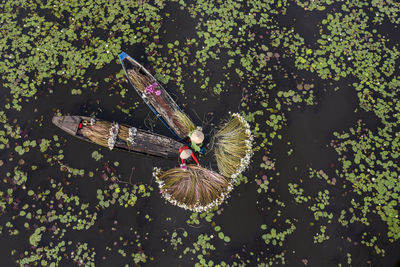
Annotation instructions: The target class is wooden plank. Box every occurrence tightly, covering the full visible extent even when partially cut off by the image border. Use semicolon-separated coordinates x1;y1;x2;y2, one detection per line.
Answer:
116;127;182;158
52;116;80;136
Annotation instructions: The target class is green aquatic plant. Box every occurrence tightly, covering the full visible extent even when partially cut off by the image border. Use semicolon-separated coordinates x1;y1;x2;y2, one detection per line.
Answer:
91;150;103;161
332;121;400;241
169;229;187;250
181;233;223;266
1;0;400;265
71;243;96;266
29;227;45;247
261;219;297;247
361;232;386;256
0;0;164;110
294;0;333;11
288;183;310;204
313;225;330;244
96;182;149;209
186;209;217;226
132;251;147;264
309;190;333;222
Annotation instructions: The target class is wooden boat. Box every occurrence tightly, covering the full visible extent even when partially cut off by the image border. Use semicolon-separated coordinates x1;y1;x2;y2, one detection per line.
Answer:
52;115;184;158
118;52;198;140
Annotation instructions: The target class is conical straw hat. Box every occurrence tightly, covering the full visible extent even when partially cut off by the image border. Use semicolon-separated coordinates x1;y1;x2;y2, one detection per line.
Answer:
180;148;192;159
191;130;204;144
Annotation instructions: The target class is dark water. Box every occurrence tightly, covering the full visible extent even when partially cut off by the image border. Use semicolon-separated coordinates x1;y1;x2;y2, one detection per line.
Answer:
1;1;400;267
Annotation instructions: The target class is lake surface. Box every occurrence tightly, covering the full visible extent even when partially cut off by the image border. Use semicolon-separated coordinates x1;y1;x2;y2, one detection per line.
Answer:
0;1;399;266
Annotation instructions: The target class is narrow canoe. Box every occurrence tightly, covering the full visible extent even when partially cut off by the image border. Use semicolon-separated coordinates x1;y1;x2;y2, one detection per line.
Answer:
118;52;197;140
52;115;184;158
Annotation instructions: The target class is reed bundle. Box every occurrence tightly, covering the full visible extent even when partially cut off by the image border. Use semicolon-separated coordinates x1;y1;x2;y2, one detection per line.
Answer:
173;110;196;136
214;113;253;179
118;125;130;141
127;66;191;138
80;120;112;148
154;165;232;212
127;68;153;94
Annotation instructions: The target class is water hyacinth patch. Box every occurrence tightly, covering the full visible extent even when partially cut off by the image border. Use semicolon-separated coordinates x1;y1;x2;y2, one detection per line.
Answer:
91;150;103;161
332;121;400;241
0;0;399;265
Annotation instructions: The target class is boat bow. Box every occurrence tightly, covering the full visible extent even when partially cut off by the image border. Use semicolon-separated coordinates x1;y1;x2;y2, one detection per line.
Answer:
52;115;82;136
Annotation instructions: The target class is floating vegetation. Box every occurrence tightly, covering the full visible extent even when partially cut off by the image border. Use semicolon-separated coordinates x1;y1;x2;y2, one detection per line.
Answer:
1;0;400;265
314;225;330;244
332;121;400;242
261;219;297;247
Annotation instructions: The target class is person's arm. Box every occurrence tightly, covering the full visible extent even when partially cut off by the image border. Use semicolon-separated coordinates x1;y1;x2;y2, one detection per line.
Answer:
191;153;199;165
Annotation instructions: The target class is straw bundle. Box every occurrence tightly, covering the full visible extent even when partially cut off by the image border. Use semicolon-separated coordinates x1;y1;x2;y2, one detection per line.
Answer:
173;110;197;136
214;113;253;179
154;165;233;212
127;66;190;138
118;125;130;141
127;68;153;94
80;120;112;148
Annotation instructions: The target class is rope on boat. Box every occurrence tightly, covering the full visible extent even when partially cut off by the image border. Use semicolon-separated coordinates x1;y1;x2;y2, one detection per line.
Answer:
127;127;138;145
107;122;119;150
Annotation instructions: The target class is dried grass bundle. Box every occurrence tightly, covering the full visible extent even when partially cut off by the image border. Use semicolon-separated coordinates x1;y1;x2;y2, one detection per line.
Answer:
118;125;130;141
127;67;190;139
127;68;153;94
173;110;196;136
154;165;232;212
214;113;253;179
80;120;112;148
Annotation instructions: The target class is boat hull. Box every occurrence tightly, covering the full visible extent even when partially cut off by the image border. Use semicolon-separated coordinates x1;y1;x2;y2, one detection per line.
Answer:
52;115;183;158
119;52;196;140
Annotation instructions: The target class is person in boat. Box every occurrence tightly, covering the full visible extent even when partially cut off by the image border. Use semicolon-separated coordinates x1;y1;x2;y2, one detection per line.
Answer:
122;54;205;145
179;146;199;170
186;129;206;154
78;118;96;129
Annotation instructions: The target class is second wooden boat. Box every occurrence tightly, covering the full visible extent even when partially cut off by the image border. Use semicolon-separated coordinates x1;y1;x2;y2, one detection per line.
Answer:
118;52;198;140
52;115;184;158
